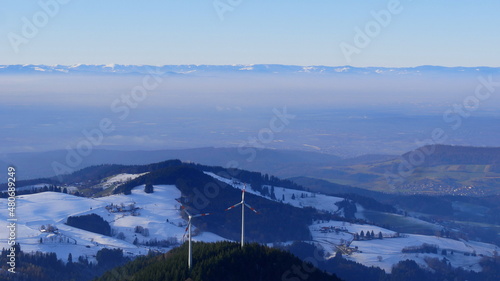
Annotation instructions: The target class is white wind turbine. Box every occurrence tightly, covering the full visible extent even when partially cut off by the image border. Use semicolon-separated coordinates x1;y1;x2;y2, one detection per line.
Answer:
225;186;259;248
177;199;211;269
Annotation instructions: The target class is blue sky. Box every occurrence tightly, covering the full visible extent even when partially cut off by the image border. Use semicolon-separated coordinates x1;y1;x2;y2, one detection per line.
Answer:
1;0;499;67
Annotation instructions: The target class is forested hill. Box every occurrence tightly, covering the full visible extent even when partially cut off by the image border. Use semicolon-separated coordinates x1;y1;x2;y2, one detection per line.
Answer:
113;164;315;243
96;241;341;281
403;145;500;166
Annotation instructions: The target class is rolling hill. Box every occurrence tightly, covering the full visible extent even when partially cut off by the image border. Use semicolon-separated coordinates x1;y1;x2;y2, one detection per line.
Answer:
2;159;499;281
291;145;500;196
96;241;341;281
4;145;500;196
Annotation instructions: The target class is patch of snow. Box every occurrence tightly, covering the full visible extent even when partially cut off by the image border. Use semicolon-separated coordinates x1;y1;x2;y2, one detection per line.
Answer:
239;66;254;71
301;66;316;73
335;67;350;72
204;172;344;214
96;173;149;190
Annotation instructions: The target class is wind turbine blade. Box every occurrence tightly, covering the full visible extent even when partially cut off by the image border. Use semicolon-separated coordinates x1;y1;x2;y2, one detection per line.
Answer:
182;225;189;240
225;202;243;211
177;200;195;217
244;203;260;214
192;212;211;218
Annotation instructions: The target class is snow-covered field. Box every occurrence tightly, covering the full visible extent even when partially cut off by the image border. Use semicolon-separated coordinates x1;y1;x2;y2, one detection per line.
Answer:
0;185;226;264
95;173;149;190
310;220;499;273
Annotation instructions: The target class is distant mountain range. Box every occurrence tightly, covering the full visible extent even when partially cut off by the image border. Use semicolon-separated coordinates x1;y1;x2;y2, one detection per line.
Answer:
1;64;500;76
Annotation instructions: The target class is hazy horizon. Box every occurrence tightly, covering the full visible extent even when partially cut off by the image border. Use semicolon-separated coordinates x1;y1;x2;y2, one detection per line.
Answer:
3;0;500;170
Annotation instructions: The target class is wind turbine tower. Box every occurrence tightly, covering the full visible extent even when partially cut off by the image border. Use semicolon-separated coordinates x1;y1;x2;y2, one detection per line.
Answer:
225;187;259;248
178;200;211;269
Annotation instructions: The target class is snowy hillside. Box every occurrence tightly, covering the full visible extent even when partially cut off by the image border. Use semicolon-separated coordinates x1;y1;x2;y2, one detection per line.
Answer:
205;172;344;214
0;185;226;264
205;171;500;273
310;220;499;273
2;170;499;274
206;172;500;272
94;173;149;190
